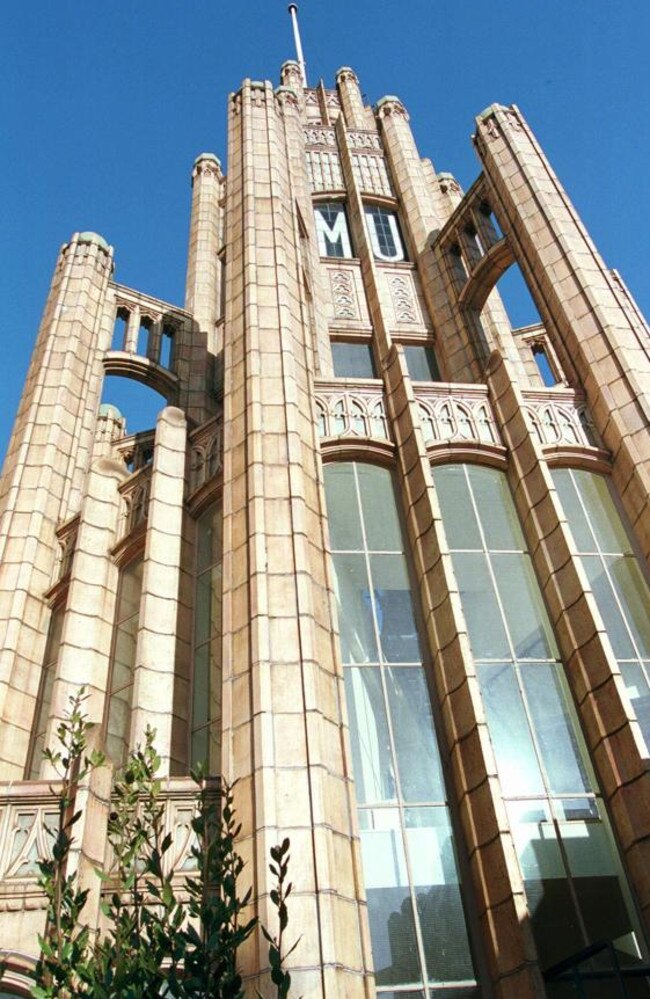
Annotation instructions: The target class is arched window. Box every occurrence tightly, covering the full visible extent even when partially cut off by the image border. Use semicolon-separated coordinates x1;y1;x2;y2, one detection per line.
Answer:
552;468;650;753
323;461;476;995
433;463;646;971
104;557;144;765
191;503;222;771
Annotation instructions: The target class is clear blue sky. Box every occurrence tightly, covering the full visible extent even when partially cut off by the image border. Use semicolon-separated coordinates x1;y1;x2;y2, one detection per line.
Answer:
1;1;649;458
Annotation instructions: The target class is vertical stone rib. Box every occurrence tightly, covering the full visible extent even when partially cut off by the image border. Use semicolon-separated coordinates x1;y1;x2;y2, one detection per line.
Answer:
475;104;650;564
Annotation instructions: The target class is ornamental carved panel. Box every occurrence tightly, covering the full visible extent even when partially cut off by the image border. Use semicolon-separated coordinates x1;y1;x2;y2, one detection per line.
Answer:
330;269;359;321
389;274;419;324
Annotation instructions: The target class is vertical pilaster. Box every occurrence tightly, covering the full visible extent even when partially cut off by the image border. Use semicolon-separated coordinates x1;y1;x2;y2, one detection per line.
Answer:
129;407;187;773
486;350;650;936
221;79;370;997
185;153;224;343
0;232;114;777
336;67;371;129
41;456;126;774
475;104;650;563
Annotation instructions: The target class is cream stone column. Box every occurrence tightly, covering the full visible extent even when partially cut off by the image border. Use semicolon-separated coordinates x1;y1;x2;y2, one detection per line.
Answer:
335;107;543;997
474;104;650;564
0;232;114;777
128;407;187;772
335;67;372;129
185;153;223;344
221;79;371;997
41;455;126;773
486;350;650;936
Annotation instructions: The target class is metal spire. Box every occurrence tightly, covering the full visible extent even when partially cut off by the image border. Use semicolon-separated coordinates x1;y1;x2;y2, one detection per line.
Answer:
288;4;308;87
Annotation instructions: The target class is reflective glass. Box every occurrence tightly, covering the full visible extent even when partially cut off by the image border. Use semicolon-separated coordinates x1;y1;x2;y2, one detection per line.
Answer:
314;203;353;258
520;665;591;795
492;554;557;659
331;553;379;663
607;555;650;657
620;663;650;752
404;346;441;382
195;572;212;647
405;808;474;983
110;619;138;692
572;469;633;554
358;464;402;552
331;341;376;379
467;465;526;551
451;553;510;659
118;559;144;621
197;506;222;572
370;554;420;663
192;645;210;729
582;555;636;659
386;668;444;802
323;462;363;551
359;809;420;986
433;466;482;551
191;727;209;769
478;664;544;796
552;469;596;553
345;668;395;804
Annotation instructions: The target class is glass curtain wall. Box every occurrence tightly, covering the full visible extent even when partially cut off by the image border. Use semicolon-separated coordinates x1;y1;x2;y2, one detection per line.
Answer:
105;557;143;765
323;461;476;998
553;468;650;754
191;503;222;771
433;463;646;974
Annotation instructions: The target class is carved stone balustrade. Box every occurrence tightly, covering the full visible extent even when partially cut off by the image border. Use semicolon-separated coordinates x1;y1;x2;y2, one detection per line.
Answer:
315;383;391;443
414;384;501;450
520;388;600;450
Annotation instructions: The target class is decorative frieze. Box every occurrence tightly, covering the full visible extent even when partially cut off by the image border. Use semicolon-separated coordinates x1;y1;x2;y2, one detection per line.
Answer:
521;390;599;449
415;387;500;447
329;269;360;321
303;127;337;147
347;131;383;151
118;464;152;539
315;389;390;442
351;153;393;196
306;150;343;192
188;414;223;494
388;273;419;324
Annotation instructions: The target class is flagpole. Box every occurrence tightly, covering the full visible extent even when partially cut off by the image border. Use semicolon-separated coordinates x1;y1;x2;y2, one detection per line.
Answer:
288;4;308;87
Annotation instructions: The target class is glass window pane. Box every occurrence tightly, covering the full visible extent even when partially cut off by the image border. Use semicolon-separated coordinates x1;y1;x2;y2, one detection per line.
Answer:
581;555;636;659
620;663;650;753
492;554;557;659
404;808;474;983
197;505;221;572
331;554;379;663
433;466;482;551
357;464;403;552
573;470;633;554
359;808;420;986
195;572;212;647
467;465;525;551
404;346;441;382
345;669;396;804
191;726;209;768
118;559;143;621
111;616;138;692
314;203;353;258
364;206;407;263
520;664;592;795
324;463;363;551
192;644;210;729
478;664;545;796
370;554;420;663
451;553;510;659
331;342;376;379
552;469;597;553
386;668;444;802
607;555;650;658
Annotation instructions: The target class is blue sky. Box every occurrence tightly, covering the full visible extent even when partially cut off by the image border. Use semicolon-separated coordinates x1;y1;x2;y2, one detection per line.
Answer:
1;1;649;459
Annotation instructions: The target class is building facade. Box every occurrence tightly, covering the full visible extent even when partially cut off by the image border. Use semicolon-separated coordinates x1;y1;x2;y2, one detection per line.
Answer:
0;58;649;998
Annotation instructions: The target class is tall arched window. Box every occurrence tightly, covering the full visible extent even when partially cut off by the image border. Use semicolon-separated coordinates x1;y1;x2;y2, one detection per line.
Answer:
552;468;650;753
323;461;476;996
105;557;143;765
433;463;646;971
28;604;64;778
191;503;222;771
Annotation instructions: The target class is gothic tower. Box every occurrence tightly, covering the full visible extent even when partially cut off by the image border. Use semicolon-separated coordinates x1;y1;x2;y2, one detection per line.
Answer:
0;40;649;999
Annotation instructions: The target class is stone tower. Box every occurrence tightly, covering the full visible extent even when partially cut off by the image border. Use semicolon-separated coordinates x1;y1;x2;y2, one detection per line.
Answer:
0;52;649;999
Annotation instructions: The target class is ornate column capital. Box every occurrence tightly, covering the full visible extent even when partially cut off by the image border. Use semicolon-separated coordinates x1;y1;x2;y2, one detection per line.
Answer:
374;95;409;120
